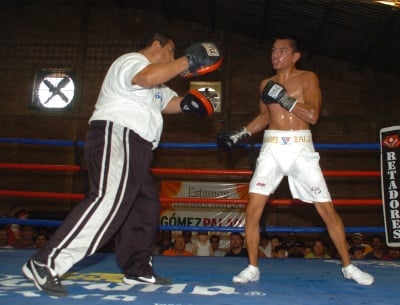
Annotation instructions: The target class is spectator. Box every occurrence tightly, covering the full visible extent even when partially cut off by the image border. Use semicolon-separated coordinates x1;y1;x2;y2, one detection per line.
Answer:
210;234;225;256
388;247;400;259
34;233;49;249
152;230;163;255
192;231;213;256
6;203;22;218
12;225;37;249
0;227;13;249
163;235;192;256
154;230;174;255
287;241;307;258
7;206;27;245
269;234;288;258
272;245;287;259
304;239;331;259
284;232;298;248
182;230;194;254
258;232;272;258
303;245;312;257
349;245;365;260
364;236;390;260
350;233;372;256
225;232;248;257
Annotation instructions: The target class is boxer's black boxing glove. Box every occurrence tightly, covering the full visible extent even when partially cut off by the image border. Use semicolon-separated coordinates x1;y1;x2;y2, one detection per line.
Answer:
261;80;297;112
181;89;215;116
217;127;251;150
181;42;223;78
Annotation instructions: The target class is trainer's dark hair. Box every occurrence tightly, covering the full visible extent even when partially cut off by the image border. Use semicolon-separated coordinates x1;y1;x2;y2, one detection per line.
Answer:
273;35;302;54
136;29;175;51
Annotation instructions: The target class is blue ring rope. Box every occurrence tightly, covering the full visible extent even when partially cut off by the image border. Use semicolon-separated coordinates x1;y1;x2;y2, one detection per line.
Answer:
0;218;384;234
0;138;380;150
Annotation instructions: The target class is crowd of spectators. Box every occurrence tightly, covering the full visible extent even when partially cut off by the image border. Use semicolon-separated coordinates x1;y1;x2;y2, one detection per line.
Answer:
2;204;399;261
1;204;52;250
151;230;400;260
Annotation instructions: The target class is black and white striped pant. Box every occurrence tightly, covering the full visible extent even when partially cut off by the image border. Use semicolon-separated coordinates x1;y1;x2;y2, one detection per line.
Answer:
34;120;160;277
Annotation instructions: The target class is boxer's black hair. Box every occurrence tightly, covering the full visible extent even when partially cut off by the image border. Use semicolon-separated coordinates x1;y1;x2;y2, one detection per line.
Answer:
273;35;302;54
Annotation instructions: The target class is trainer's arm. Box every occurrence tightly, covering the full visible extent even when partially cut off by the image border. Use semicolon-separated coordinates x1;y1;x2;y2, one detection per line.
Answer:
162;96;184;114
133;57;189;88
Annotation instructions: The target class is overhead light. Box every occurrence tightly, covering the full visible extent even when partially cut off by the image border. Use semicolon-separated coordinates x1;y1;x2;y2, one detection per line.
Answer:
375;1;400;6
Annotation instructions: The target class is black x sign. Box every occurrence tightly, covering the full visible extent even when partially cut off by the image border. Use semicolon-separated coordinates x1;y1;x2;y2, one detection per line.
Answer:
42;77;71;104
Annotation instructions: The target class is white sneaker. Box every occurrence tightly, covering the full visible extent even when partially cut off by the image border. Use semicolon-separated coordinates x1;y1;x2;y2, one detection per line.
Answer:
232;265;260;283
342;264;374;286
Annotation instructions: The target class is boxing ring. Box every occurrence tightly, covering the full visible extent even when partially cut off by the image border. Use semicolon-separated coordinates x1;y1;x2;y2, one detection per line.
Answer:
0;137;399;305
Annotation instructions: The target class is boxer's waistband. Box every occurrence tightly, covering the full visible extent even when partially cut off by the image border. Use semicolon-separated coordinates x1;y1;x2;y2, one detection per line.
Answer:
263;130;312;145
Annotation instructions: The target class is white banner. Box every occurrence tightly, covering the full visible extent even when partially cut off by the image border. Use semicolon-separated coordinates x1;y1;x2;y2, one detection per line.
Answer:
159;181;248;228
380;126;400;247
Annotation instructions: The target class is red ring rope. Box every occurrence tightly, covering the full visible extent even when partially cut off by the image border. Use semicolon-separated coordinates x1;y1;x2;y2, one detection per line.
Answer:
0;163;381;177
0;190;382;206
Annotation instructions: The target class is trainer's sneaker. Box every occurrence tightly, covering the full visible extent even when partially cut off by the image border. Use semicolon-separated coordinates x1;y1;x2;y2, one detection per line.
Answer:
232;265;260;284
22;259;68;297
123;274;172;285
342;264;374;286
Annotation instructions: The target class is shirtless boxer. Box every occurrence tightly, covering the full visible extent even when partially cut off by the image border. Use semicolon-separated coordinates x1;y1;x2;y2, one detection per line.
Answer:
217;36;374;286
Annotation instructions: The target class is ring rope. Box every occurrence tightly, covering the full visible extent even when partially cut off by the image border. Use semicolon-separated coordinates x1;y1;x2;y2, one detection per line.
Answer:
0;137;381;150
0;218;385;234
0;163;381;177
0;137;383;234
0;190;382;206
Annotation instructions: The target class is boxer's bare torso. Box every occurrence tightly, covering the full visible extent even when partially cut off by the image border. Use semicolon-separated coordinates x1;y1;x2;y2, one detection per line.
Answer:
247;38;322;134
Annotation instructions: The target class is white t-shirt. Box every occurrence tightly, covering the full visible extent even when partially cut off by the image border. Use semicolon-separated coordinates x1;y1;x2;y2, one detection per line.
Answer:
259;244;272;258
89;52;178;149
195;240;212;256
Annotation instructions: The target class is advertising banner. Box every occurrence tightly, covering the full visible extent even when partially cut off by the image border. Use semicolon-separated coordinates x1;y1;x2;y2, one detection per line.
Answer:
380;126;400;246
159;180;248;229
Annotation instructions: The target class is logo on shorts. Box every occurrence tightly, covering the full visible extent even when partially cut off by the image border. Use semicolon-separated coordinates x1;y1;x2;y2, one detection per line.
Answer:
256;182;266;187
280;137;292;145
311;186;322;195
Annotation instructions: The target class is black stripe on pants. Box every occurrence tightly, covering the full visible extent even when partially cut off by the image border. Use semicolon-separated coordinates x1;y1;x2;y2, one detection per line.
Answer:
33;121;159;277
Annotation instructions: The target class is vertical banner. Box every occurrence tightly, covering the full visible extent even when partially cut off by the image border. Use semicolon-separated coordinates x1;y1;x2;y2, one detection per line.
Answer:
380;126;400;247
159;181;248;229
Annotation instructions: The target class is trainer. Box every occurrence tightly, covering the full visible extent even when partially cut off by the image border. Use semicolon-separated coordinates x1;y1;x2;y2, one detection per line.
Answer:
22;29;222;297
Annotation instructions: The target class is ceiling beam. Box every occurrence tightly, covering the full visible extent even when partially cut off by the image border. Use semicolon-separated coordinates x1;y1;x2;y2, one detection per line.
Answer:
307;1;335;58
259;0;271;46
356;8;400;70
